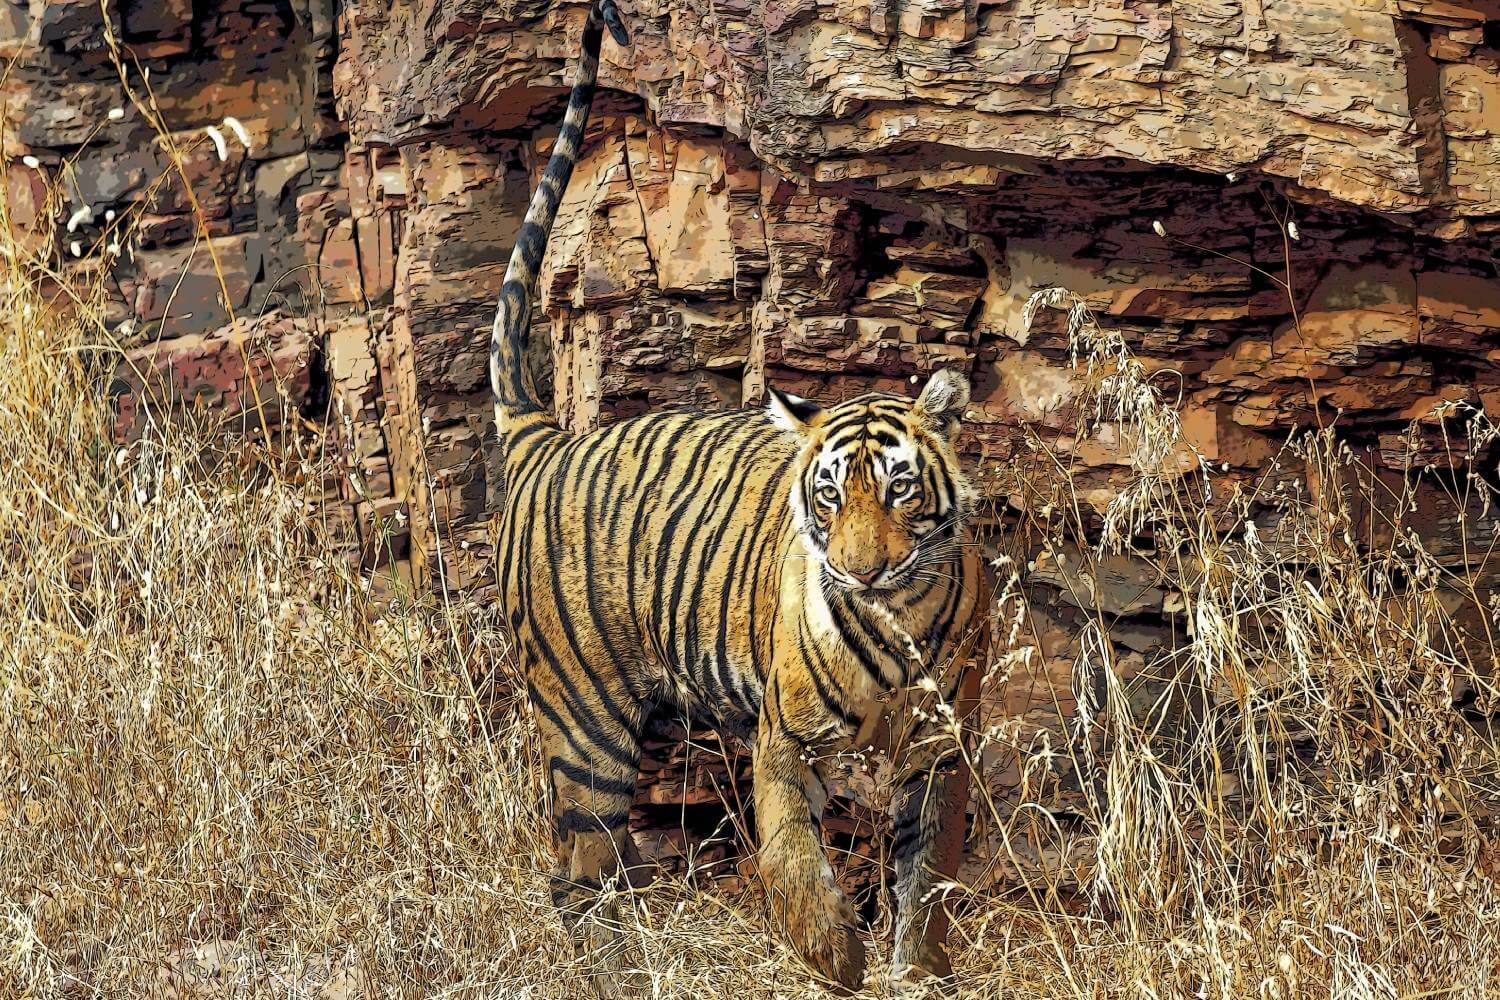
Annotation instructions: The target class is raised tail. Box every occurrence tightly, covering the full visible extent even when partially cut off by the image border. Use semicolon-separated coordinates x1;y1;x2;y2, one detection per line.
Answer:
490;0;629;425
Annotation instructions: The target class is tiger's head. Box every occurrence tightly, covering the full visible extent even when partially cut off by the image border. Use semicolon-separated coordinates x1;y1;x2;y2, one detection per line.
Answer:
769;369;976;595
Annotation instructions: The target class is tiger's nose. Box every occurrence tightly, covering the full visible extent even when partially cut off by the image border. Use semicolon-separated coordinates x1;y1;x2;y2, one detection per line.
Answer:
848;563;885;586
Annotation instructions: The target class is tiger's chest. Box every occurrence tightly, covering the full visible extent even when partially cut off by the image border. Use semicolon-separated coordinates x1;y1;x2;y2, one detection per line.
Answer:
769;549;982;752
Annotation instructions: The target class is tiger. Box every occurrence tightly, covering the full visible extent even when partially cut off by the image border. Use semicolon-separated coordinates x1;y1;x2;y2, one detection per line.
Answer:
488;1;988;992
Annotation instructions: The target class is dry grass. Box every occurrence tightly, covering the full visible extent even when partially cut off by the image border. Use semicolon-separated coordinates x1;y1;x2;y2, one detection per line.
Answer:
965;289;1500;1000
4;129;1500;999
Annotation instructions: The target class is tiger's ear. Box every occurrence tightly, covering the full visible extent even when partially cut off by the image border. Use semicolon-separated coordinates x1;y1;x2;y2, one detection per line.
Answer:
913;369;970;433
767;385;826;434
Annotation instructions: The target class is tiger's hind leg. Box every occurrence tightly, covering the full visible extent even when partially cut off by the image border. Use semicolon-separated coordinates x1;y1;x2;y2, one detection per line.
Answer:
530;671;652;999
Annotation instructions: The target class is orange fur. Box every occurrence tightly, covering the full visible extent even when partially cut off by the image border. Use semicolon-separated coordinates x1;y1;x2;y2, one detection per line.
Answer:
489;7;986;993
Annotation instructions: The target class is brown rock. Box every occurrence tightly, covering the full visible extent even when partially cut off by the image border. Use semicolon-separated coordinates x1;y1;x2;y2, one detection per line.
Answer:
111;313;314;443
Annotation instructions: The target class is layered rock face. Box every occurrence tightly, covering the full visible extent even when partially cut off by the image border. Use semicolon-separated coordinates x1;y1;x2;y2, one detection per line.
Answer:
9;0;1500;885
329;0;1500;582
4;0;404;546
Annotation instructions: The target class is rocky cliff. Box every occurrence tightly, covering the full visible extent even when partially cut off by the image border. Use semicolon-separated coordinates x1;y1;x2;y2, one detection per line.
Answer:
328;0;1500;582
7;0;1500;888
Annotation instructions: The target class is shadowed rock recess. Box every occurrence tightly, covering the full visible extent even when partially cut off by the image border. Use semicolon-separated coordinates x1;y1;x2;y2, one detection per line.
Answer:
11;0;1500;889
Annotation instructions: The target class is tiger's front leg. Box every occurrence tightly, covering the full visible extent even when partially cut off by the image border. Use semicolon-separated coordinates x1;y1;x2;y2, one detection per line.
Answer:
753;707;866;992
887;664;978;983
888;746;968;981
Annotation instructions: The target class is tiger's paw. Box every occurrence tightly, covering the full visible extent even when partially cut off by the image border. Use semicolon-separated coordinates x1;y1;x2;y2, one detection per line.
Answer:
797;920;865;994
779;888;866;993
564;890;651;999
587;966;651;1000
889;937;955;987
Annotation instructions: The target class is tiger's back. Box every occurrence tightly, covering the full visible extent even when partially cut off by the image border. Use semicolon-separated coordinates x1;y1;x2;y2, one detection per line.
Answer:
497;407;796;740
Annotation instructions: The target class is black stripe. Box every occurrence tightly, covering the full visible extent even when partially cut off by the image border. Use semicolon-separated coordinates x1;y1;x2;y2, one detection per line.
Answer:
507;419;559;463
826;586;893;688
716;435;793;709
825;419;906;457
892;811;924;837
899;572;940;611
556;807;633;837
824;426;871;456
744;464;799;683
668;420;755;657
527;627;639;764
601;0;629;44
540;435;645;743
530;684;638;772
599;417;650;536
500;432;574;623
518;463;642;766
841;592;906;681
932;461;956;517
657;419;743;684
892;826;928;862
649;417;742;662
550;755;638;797
626;418;695;668
512;222;547;276
818;408;871;439
674;423;765;695
796;617;859;732
508;442;641;774
918;577;965;675
576;421;646;699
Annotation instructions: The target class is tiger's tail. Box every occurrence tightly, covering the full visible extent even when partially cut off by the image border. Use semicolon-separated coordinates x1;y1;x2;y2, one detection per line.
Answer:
490;0;628;427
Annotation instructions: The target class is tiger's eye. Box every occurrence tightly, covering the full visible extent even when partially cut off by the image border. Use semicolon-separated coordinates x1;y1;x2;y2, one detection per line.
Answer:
816;485;841;507
888;479;915;502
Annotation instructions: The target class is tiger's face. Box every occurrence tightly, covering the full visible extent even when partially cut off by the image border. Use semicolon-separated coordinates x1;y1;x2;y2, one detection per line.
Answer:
769;370;975;595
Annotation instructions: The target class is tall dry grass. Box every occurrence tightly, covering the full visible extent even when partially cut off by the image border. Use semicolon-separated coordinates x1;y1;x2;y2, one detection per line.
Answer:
958;288;1500;1000
3;121;1500;997
0;185;806;995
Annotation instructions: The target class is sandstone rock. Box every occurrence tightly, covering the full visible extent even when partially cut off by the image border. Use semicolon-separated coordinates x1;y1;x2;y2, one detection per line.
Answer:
337;0;1500;227
110;313;314;442
133;234;258;336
